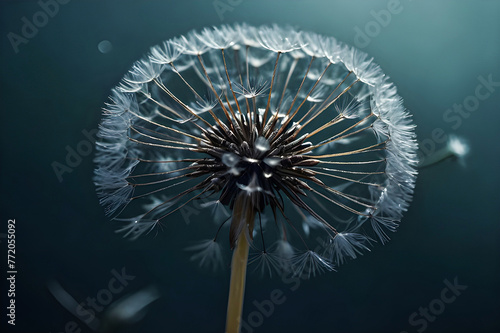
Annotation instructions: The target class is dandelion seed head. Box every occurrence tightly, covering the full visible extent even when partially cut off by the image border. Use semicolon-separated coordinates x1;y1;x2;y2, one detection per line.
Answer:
94;24;418;276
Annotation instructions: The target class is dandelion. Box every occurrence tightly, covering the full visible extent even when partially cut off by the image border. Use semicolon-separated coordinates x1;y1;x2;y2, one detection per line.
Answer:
94;24;418;332
418;134;470;168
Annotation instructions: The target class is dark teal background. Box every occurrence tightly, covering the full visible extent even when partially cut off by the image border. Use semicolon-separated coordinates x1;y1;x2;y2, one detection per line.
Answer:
1;1;499;332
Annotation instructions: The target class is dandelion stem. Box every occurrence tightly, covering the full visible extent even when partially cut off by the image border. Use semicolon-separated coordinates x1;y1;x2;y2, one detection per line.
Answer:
225;232;249;333
417;146;454;168
226;195;255;333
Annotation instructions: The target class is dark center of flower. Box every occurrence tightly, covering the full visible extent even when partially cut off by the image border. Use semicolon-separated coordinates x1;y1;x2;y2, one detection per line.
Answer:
194;119;321;218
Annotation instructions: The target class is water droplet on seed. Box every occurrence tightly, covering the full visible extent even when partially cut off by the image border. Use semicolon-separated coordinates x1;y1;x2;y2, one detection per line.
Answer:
255;136;270;152
98;40;113;54
264;157;281;167
222;153;239;167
